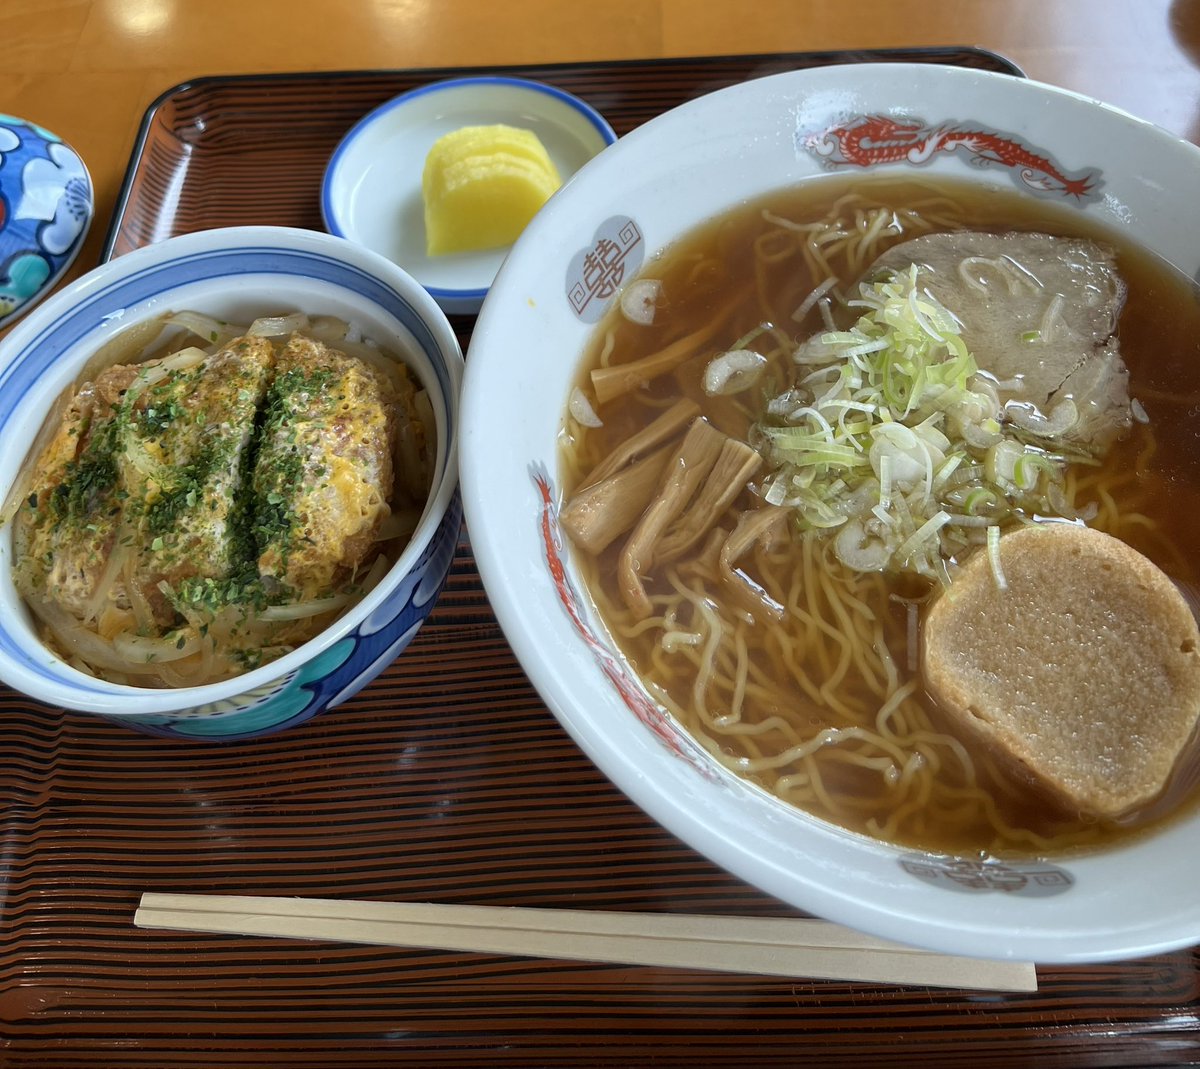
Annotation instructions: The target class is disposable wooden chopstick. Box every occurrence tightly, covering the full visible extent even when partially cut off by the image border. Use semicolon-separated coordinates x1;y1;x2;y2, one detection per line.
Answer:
134;893;1037;992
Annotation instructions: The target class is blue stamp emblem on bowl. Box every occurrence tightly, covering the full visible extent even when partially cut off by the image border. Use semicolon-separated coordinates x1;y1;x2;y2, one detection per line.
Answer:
0;114;94;328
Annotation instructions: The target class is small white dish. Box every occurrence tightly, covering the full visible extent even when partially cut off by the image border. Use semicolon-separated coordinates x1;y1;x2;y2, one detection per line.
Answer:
322;76;617;315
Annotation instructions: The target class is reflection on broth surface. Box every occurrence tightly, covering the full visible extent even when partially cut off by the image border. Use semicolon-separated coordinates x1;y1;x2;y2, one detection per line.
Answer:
559;176;1200;858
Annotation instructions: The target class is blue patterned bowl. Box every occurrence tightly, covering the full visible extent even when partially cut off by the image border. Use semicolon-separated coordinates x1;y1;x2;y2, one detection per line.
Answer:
0;226;462;740
0;114;93;329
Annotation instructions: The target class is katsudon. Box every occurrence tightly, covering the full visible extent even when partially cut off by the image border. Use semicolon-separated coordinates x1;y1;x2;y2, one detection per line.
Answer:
8;314;431;687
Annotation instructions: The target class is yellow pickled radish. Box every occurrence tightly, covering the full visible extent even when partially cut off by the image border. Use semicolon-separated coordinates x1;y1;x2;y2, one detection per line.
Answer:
422;124;562;256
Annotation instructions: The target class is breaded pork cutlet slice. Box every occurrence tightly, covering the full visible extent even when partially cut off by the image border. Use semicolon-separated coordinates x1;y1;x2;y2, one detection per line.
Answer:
252;333;398;602
923;523;1200;819
13;363;141;622
123;334;275;623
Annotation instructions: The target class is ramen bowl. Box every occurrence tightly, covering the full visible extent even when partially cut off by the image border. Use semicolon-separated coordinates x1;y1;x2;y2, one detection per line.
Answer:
0;226;462;741
461;62;1200;963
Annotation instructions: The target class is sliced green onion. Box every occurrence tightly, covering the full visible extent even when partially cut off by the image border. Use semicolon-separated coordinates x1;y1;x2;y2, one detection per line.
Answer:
894;510;952;566
877;453;893;510
1012;451;1059;491
752;263;1098;579
961;487;999;515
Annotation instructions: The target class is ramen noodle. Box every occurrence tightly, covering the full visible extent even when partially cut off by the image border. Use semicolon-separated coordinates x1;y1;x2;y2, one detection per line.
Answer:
560;176;1200;858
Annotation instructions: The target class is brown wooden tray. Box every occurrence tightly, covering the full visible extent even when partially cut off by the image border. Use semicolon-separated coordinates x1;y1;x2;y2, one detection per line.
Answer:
9;49;1200;1068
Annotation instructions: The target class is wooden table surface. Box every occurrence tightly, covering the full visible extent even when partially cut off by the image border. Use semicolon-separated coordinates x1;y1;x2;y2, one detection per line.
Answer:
5;2;1200;1067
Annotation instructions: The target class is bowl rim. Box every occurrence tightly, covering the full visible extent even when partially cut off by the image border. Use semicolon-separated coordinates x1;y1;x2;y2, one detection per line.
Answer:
462;61;1200;963
320;75;618;310
0;224;463;717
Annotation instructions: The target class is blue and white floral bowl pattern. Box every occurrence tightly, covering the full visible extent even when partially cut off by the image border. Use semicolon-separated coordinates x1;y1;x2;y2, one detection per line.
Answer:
0;115;93;328
0;226;463;740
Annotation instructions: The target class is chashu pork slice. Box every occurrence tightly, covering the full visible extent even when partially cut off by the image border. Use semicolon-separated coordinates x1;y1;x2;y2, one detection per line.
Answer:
868;231;1132;449
252;333;398;602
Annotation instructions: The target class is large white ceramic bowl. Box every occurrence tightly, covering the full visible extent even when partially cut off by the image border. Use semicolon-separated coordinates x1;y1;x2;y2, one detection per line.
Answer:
0;226;462;741
461;63;1200;964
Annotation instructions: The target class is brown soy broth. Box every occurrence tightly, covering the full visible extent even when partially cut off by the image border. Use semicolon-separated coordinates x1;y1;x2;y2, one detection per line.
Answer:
563;174;1200;858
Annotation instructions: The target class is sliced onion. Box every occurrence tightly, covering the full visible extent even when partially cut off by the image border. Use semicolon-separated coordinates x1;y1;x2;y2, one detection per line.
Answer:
942;513;994;527
126;347;206;403
985;439;1023;484
619;280;662;325
834;519;890;572
358;553;391;594
112;629;203;664
871;422;918;452
164;311;241;348
160;346;207;373
966;377;1001;417
703;349;768;396
407;389;436;499
248;312;310;337
25;595;162;676
307;316;407;385
374;508;421;543
978;373;1025;392
123;557;156;634
394;405;428;503
307;315;364;345
894;510;951;566
78;315;174;383
568;386;603;427
83;540;131;625
104;347;207;437
1006;398;1078;437
960;420;1003;449
1046;482;1098;522
258;594;353;622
